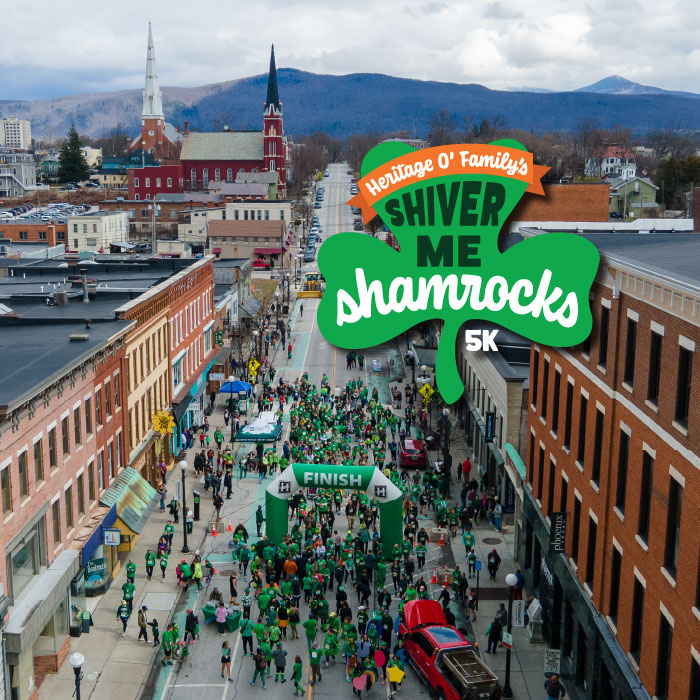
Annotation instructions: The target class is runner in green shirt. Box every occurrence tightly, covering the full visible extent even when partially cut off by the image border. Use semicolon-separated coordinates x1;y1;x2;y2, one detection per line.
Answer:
303;615;318;649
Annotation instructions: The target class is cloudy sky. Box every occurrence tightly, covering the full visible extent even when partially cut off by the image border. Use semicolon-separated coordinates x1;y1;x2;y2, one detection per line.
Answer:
1;0;699;99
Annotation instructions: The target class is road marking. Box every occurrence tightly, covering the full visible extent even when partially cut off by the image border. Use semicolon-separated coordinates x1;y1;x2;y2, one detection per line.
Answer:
221;620;242;700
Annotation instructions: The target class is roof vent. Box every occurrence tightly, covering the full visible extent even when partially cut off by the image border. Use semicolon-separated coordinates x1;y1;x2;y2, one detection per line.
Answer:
53;291;69;305
69;333;89;342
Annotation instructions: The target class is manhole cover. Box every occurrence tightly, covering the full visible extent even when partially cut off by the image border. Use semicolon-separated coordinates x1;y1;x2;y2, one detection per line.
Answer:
482;537;502;545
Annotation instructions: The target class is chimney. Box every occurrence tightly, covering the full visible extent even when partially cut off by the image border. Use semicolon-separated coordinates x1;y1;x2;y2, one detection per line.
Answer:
81;268;89;304
176;125;181;133
184;121;190;135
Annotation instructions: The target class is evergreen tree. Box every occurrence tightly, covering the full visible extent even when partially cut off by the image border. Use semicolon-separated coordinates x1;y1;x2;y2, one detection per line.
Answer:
57;126;90;183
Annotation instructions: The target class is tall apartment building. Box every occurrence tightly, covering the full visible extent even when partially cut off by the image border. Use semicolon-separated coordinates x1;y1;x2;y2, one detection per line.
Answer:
0;118;32;150
520;231;699;700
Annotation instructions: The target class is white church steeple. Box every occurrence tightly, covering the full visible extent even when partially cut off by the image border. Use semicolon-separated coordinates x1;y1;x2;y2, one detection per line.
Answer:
142;22;164;119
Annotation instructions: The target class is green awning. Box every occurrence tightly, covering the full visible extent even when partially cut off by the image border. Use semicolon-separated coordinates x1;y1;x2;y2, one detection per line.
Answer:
504;443;527;480
99;467;157;534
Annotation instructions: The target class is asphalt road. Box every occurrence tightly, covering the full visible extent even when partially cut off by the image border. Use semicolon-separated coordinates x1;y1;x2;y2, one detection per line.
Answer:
158;164;434;700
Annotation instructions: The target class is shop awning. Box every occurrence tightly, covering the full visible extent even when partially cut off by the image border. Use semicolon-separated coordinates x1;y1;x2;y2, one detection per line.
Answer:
505;443;527;479
99;467;157;535
213;247;222;254
254;247;282;255
234;416;283;442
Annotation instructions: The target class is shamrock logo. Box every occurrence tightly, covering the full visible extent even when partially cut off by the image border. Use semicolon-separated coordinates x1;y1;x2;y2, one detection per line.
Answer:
317;139;599;404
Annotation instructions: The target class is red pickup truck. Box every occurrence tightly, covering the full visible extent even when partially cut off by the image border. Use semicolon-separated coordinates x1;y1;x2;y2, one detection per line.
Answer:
400;600;500;700
253;258;271;269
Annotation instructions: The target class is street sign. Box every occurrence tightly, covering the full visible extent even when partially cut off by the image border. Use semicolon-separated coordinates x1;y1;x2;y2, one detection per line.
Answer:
512;600;526;627
544;649;561;675
502;632;513;649
418;384;434;400
175;481;182;501
475;559;482;571
248;358;261;372
103;528;121;546
214;329;224;346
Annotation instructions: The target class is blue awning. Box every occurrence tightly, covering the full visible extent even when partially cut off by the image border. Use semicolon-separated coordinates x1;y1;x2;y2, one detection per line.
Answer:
80;504;117;564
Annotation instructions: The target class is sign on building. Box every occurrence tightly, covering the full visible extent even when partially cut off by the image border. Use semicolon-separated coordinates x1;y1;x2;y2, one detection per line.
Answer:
484;412;495;443
86;557;108;577
512;600;526;627
544;649;561;675
549;512;567;553
502;631;513;649
103;528;121;546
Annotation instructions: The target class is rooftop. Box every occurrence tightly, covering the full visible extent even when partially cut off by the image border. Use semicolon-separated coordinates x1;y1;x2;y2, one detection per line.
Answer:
180;131;264;162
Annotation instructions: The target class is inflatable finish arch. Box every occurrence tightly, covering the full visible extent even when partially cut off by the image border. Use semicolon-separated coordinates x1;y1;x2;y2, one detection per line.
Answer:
265;464;403;556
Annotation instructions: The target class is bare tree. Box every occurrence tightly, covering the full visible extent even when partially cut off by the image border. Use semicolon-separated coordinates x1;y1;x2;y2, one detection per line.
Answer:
571;117;603;178
428;110;456;146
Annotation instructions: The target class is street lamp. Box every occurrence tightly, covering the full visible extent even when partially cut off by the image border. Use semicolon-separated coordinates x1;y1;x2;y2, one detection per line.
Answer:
274;290;281;327
252;329;260;365
228;374;236;443
70;652;84;700
179;460;190;553
417;364;429;388
502;573;518;699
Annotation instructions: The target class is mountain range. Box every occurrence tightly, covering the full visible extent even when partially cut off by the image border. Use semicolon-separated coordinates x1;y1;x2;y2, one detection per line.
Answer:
1;72;699;141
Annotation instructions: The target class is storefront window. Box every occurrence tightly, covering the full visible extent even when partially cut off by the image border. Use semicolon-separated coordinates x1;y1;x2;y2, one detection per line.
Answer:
70;571;87;628
10;535;38;599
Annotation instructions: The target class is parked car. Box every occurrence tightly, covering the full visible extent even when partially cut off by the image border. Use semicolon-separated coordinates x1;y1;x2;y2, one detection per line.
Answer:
400;438;428;468
303;251;316;262
253;258;271;269
314;202;322;209
324;170;330;177
399;600;499;700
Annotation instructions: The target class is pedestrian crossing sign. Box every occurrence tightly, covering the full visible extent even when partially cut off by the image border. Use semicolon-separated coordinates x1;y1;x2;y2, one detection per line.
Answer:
248;358;261;373
419;384;434;400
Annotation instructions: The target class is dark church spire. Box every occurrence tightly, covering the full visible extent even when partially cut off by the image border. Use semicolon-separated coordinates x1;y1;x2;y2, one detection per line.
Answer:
265;44;281;111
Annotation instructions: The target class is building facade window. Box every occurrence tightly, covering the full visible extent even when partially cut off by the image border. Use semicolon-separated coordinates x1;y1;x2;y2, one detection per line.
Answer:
532;350;539;409
559;474;568;512
655;614;673;699
598;306;609;368
52;500;61;546
541;359;549;421
675;346;692;427
88;462;95;502
1;465;11;513
547;457;556;515
85;397;92;435
638;452;653;542
77;474;85;516
95;389;102;426
105;383;112;417
34;439;44;483
563;383;573;450
591;409;604;484
608;547;621;623
537;446;545;501
18;451;28;498
73;407;81;446
61;416;70;454
576;396;587;466
48;428;57;468
663;477;682;579
647;331;663;405
571;497;581;563
615;430;630;512
65;486;73;530
623;317;637;386
585;517;597;590
551;371;561;435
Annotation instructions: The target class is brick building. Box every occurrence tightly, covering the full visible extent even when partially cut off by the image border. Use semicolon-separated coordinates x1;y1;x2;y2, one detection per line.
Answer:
520;232;699;700
0;306;132;699
127;163;184;200
0;223;67;246
505;183;611;229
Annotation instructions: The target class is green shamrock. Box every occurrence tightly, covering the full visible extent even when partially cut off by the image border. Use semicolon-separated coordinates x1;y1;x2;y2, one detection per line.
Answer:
318;139;599;404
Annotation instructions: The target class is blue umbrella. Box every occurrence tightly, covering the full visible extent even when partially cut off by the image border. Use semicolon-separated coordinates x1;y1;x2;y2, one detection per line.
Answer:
219;381;252;395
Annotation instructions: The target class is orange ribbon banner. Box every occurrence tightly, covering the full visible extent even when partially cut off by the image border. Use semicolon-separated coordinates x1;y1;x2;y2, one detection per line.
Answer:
349;143;550;223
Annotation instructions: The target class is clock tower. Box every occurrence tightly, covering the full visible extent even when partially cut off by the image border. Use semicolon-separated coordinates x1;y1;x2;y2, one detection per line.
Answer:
129;23;180;160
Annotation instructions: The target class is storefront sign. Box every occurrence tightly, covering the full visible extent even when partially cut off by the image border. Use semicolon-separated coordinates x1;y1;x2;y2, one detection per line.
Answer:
86;557;108;577
484;412;495;443
502;631;512;649
544;648;561;675
503;474;516;515
103;528;121;546
549;511;567;553
210;373;225;381
512;600;526;627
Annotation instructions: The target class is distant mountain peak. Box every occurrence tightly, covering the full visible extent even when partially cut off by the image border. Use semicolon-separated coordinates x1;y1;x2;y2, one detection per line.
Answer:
574;75;699;98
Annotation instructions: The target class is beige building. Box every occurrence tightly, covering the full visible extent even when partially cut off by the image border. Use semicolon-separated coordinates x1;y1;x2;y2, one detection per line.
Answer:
80;146;103;168
178;207;225;244
0;117;32;149
224;199;293;224
66;211;129;253
206;219;287;262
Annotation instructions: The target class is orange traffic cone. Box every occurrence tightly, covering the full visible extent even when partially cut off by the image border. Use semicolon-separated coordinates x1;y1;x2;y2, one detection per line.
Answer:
431;568;438;584
212;523;218;537
438;532;445;547
227;518;233;532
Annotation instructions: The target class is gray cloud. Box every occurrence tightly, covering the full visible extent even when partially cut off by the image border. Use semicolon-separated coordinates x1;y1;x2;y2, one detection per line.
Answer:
0;0;698;100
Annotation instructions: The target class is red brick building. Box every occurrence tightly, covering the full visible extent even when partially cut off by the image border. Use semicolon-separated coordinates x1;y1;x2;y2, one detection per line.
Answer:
0;222;67;246
127;164;184;200
0;314;132;699
521;232;699;700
